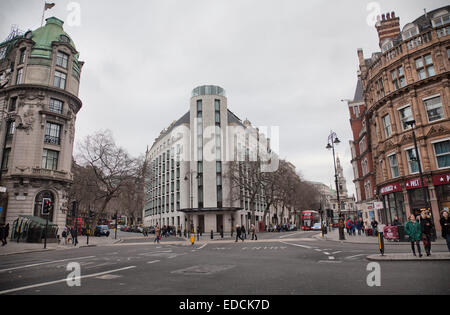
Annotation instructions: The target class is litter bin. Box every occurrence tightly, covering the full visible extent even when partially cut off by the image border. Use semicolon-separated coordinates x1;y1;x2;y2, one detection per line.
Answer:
397;225;409;242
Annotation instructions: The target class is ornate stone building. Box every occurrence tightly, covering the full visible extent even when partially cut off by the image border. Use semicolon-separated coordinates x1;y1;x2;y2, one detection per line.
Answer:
357;6;450;229
0;17;83;231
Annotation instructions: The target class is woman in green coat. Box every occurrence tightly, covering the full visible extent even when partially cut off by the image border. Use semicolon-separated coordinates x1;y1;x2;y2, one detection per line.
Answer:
405;214;423;257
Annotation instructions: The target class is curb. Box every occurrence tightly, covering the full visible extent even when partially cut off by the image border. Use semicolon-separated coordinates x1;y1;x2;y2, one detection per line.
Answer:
313;234;447;246
366;253;450;261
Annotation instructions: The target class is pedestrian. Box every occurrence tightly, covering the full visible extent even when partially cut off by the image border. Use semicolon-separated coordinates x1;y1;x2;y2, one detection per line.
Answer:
250;224;257;240
235;224;241;242
154;224;160;243
345;219;352;235
393;216;401;226
420;211;434;256
371;218;378;237
71;226;78;246
196;226;200;241
405;214;422;257
2;223;9;245
62;227;68;245
356;218;363;236
241;225;246;240
439;210;450;252
0;225;5;246
350;218;356;235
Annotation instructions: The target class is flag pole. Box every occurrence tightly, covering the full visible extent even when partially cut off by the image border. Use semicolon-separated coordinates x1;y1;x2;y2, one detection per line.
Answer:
41;2;46;27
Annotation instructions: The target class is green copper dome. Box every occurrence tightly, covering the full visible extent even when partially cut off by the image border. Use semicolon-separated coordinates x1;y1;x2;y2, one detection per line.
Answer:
29;17;81;75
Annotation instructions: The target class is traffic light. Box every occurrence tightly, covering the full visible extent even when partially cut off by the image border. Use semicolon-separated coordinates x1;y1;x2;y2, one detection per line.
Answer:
42;198;52;215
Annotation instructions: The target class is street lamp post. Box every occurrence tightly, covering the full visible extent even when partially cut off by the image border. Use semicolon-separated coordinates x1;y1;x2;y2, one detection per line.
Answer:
184;169;199;237
326;130;345;240
405;120;431;216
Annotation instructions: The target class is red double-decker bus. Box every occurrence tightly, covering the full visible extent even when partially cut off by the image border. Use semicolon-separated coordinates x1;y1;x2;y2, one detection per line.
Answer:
300;210;319;230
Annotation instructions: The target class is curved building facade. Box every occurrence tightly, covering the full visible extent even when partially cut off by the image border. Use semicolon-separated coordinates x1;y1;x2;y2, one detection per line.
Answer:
0;17;83;231
357;7;450;229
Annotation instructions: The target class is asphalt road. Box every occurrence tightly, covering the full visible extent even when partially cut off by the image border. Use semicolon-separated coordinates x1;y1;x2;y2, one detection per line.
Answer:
0;231;448;295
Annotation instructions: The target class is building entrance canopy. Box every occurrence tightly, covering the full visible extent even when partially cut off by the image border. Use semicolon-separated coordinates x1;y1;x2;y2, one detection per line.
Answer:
179;207;242;213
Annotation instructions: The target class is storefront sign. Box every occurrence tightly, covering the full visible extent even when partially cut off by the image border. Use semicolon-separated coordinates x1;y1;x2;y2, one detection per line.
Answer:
405;177;428;190
380;182;402;195
432;173;450;186
374;202;384;210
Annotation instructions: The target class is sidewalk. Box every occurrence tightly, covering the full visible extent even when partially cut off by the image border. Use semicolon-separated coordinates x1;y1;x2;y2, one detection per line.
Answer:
0;235;121;256
313;228;447;246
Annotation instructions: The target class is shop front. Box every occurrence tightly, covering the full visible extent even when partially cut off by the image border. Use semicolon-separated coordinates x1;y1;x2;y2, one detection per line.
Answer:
380;182;405;225
433;172;450;215
405;177;429;218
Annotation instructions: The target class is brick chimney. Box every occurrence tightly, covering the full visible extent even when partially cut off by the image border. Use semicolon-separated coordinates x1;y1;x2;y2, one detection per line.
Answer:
375;11;400;48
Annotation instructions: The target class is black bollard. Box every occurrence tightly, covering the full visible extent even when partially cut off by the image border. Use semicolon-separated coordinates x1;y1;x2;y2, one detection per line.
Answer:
211;230;214;239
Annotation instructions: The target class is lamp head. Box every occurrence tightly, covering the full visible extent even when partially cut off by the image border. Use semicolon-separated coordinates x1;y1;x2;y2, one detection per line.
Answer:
334;137;341;145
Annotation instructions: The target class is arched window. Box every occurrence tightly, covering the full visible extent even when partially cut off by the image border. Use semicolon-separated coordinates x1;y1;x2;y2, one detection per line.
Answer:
34;190;55;221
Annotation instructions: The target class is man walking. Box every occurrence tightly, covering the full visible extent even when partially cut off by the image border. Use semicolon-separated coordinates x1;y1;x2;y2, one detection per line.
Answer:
241;225;246;240
235;224;241;242
250;224;257;241
154;224;160;243
420;211;434;256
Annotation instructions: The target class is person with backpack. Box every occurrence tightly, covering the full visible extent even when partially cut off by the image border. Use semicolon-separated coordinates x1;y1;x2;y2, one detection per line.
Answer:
346;219;353;235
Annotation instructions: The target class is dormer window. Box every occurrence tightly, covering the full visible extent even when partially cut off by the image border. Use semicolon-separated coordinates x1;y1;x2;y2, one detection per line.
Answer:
60;35;70;43
432;11;450;27
18;48;26;65
56;51;69;69
402;23;419;40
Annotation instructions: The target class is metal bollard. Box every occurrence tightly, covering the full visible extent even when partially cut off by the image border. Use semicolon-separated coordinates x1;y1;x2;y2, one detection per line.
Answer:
211;230;214;239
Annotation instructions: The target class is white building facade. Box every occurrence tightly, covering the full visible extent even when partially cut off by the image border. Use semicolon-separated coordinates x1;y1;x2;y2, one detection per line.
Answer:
143;85;274;234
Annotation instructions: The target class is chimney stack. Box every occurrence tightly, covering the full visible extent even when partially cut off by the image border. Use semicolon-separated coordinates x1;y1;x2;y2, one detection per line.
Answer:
376;11;400;48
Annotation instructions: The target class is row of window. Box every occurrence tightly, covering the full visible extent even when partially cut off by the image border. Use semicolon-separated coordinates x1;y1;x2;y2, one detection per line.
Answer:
14;50;69;89
2;148;59;171
380;94;444;139
383;139;450;180
375;53;437;101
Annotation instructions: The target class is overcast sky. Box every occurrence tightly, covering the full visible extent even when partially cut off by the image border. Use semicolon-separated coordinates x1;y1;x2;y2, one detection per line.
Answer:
1;0;448;198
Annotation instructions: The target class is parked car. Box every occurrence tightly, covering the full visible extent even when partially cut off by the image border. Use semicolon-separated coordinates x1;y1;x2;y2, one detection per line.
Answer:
94;225;110;237
288;224;297;231
311;223;322;231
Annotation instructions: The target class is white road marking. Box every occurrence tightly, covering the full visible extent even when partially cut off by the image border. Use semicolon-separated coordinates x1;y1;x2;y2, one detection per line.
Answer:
197;243;207;250
314;249;322;252
345;254;366;260
147;260;160;264
318;260;342;264
279;241;312;249
332;251;342;255
324;252;330;255
0;266;136;295
279;232;302;239
328;256;335;260
0;256;96;273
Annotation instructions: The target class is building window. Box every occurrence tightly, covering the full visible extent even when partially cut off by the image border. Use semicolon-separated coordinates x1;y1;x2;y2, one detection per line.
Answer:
16;68;23;84
405;148;419;174
53;70;66;89
9;97;17;112
49;98;63;114
388;154;399;178
44;122;61;145
432;13;450;28
398;105;413;130
415;54;435;80
6;121;15;139
382;114;392;138
42;149;59;170
376;77;385;100
424;95;444;122
433;140;450;169
353;105;360;117
1;148;10;169
18;49;26;65
56;51;69;69
391;66;406;90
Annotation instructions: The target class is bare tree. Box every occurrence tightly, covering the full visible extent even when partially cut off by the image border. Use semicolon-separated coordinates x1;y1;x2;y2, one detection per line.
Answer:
75;130;140;226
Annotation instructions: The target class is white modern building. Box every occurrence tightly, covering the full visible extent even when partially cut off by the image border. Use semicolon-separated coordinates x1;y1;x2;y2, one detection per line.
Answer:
143;85;276;234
